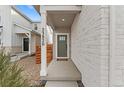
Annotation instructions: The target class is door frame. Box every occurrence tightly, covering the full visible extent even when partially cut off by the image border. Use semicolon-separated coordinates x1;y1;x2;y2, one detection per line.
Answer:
22;37;29;52
55;33;69;59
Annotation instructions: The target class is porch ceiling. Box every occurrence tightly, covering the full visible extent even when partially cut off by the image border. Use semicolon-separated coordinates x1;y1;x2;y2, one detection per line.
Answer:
47;11;78;28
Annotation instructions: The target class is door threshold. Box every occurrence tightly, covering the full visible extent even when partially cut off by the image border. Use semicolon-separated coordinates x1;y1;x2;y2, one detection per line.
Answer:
57;59;68;61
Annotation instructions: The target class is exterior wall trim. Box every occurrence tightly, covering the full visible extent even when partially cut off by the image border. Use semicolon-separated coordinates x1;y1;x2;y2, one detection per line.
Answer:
22;37;28;52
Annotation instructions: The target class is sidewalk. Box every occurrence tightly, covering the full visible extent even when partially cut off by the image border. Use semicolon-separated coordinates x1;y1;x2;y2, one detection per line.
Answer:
45;81;78;87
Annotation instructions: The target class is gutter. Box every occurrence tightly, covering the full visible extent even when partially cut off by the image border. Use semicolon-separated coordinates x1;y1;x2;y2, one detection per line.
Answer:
14;23;32;31
14;23;41;36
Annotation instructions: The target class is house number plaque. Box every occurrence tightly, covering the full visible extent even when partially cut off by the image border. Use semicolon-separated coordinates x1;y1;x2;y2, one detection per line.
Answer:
42;28;45;46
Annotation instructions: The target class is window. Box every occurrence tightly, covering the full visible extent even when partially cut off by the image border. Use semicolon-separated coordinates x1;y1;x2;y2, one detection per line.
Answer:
59;36;65;41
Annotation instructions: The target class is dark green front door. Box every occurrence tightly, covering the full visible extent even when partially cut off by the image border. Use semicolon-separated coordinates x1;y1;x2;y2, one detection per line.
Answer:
57;35;67;57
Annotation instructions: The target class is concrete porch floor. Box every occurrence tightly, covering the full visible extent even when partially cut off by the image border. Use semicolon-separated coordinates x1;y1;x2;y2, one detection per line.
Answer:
46;60;81;80
45;60;81;87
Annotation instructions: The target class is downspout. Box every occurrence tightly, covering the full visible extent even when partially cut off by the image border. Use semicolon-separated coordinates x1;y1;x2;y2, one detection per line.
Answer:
109;6;116;87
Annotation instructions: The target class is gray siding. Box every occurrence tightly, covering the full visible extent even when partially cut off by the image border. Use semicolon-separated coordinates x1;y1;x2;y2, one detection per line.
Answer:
0;5;12;53
11;8;32;53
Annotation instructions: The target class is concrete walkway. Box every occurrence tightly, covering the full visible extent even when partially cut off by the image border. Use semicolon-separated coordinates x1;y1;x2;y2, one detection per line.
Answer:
45;81;78;87
45;60;81;87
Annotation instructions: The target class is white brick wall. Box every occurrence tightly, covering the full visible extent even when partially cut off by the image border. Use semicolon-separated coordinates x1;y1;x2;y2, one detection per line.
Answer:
111;6;124;86
71;5;109;86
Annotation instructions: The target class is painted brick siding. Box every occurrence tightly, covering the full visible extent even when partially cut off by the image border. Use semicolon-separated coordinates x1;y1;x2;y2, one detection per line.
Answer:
112;6;124;86
71;6;109;86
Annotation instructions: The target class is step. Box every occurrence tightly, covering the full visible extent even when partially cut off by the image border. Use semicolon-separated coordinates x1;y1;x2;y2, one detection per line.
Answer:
11;56;20;62
45;81;78;87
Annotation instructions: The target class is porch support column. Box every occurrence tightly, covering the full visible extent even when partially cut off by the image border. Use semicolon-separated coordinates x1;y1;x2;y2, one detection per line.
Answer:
29;33;31;55
40;6;47;77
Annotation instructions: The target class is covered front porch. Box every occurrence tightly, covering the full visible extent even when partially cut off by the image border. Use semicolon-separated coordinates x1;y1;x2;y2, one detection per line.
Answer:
45;60;82;87
37;5;83;86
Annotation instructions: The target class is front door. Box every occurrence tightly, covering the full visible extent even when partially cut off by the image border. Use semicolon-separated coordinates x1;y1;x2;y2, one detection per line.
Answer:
23;38;29;51
57;34;69;59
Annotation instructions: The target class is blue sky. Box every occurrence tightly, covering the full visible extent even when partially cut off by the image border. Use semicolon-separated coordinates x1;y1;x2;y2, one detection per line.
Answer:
16;5;41;22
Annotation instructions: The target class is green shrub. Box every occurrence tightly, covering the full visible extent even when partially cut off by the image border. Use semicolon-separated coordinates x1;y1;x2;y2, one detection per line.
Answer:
0;51;28;87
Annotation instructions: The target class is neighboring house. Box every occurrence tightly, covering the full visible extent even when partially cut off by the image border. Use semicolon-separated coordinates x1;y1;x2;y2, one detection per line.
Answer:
0;5;41;57
33;5;124;87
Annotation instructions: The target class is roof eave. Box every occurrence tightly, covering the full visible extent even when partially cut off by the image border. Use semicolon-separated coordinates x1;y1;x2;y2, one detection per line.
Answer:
33;5;40;15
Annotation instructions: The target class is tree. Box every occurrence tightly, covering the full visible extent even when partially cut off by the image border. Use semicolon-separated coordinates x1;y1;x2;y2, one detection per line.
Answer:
0;51;28;87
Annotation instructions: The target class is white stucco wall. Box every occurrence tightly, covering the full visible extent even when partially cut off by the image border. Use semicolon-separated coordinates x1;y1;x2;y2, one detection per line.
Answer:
71;5;109;86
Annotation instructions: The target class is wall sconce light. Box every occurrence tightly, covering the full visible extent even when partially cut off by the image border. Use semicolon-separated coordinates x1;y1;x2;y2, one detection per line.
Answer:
61;18;65;22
